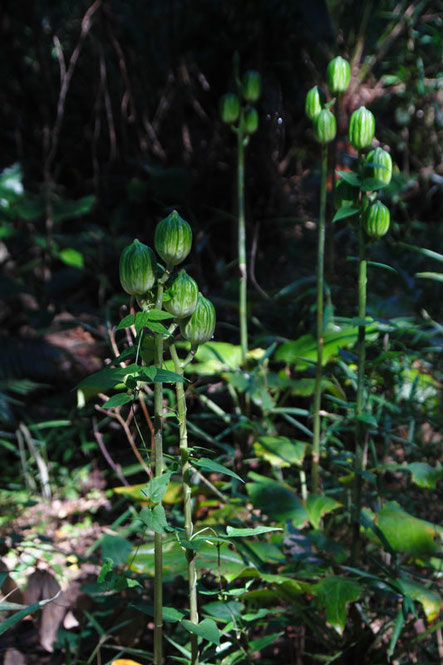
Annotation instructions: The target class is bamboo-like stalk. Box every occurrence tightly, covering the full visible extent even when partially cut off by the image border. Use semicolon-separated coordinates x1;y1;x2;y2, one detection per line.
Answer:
311;143;328;493
237;112;248;363
170;343;199;664
153;273;168;665
351;159;367;565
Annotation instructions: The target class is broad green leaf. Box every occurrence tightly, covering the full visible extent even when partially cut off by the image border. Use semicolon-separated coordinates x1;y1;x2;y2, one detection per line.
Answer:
373;502;441;555
407;463;443;490
100;534;132;565
139;504;172;534
248;632;284;653
313;576;361;634
202;600;244;622
226;526;283;538
153;368;186;383
145;309;175;320
182;618;220;645
398;580;441;622
415;271;443;282
332;206;359;223
102;393;133;409
59;248;84;268
76;364;140;389
144;472;172;503
246;472;308;524
130;600;184;623
192;457;243;483
116;314;136;330
360;177;388;191
254;436;306;468
189;341;243;375
305;495;342;529
336;170;360;187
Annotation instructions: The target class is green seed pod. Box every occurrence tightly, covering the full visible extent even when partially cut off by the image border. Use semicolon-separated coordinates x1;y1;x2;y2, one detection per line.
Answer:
164;269;198;318
244;107;259;134
180;293;216;346
220;93;240;124
305;86;326;121
119;239;156;296
349;106;375;151
334;179;359;210
313;109;336;144
364;201;390;238
242;70;261;103
154;210;192;267
326;56;351;94
365;147;393;185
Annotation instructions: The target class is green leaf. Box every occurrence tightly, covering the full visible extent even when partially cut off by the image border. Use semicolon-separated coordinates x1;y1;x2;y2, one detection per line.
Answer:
406;463;443;490
332;206;359;223
59;248;84;268
0;592;61;636
52;195;95;222
254;436;306;468
226;526;283;538
146;321;171;335
248;632;284;653
192;457;244;483
415;272;443;282
146;309;175;320
367;261;397;273
153;368;186;383
181;618;220;646
116;314;136;330
313;577;361;634
144;472;172;503
202;600;244;622
76;364;140;389
246;473;308;524
399;243;443;263
102;393;133;409
336;170;360;187
100;534;132;565
398;579;441;622
305;495;342;529
360;177;388;191
372;502;441;556
130;600;185;623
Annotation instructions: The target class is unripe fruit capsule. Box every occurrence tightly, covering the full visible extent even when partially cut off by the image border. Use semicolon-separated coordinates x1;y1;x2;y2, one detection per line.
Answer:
220;93;240;124
365;148;393;185
180;293;216;346
349;106;375;151
326;56;351;94
154;210;192;268
242;70;261;103
119;239;156;296
164;270;199;318
305;86;326;121
364;200;390;238
244;107;259;134
313;109;336;144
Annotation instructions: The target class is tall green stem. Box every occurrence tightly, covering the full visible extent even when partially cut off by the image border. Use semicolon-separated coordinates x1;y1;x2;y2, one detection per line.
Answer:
237;118;248;363
312;143;328;493
170;343;199;664
351;168;367;565
153;276;167;665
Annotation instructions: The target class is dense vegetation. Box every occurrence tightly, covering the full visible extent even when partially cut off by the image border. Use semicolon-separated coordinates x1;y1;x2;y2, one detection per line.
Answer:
0;2;441;664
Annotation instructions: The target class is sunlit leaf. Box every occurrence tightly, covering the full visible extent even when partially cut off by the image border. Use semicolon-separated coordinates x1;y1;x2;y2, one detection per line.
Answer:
313;577;361;634
192;457;243;483
102;392;133;409
305;495;342;529
226;526;283;538
254;436;306;468
246;472;308;524
182;618;220;645
372;502;441;556
58;248;84;268
398;579;441;622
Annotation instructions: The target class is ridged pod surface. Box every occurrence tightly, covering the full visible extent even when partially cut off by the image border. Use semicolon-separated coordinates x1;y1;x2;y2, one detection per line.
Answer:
364;201;390;238
305;86;326;121
313;109;336;144
242;70;261;103
334;179;359;210
244;107;259;134
164;270;198;318
180;293;216;346
326;56;351;94
366;148;393;184
349;106;375;150
154;210;192;267
119;239;156;296
220;93;240;124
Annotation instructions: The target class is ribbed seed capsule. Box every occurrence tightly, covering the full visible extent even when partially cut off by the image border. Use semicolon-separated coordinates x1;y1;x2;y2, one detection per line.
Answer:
180;293;216;346
244;107;259;134
326;56;351;94
242;70;261;103
305;86;326;121
154;210;192;267
164;270;198;318
334;179;359;210
349;106;375;150
364;201;390;238
220;93;240;124
365;148;393;184
119;239;156;296
313;109;337;144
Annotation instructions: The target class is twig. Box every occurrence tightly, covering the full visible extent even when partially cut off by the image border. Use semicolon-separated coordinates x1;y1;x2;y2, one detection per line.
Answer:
92;417;129;486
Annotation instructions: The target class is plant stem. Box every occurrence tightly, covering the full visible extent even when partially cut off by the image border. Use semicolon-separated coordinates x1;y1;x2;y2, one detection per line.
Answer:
153;274;167;665
237;116;248;364
312;143;328;493
351;171;367;565
170;343;199;664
